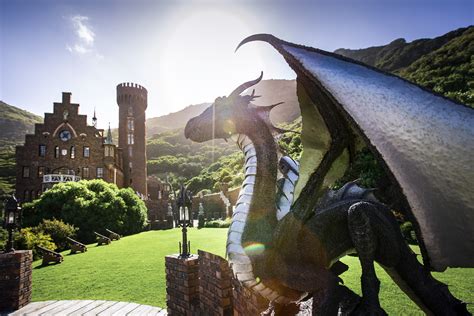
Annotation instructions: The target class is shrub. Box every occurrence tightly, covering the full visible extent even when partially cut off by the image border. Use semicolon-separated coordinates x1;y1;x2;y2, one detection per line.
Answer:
37;219;78;251
0;227;7;251
14;227;56;260
22;180;148;243
400;221;418;245
204;218;231;228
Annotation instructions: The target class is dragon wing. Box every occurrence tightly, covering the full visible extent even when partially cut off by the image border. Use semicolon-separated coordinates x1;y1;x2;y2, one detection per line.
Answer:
237;34;474;271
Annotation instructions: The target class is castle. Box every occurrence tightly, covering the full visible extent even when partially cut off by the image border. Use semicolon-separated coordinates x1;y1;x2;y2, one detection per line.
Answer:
15;83;236;224
15;83;149;202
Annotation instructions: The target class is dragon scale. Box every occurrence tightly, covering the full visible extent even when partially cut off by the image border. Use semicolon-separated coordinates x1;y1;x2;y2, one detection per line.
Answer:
227;134;298;304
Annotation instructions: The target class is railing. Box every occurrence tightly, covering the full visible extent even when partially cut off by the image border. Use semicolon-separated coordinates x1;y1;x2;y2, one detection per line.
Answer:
43;174;81;183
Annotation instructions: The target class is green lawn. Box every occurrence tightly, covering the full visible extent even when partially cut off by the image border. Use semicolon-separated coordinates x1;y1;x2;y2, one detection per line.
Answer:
32;228;473;314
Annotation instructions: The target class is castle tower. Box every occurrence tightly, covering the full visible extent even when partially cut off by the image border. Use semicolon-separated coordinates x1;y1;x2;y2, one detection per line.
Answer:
117;83;148;196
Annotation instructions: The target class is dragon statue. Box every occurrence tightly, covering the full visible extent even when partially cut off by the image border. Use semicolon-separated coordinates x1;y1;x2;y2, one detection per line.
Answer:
184;34;474;315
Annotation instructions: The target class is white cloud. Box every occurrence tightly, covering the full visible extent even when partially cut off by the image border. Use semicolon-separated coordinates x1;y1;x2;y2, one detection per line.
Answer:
66;15;102;58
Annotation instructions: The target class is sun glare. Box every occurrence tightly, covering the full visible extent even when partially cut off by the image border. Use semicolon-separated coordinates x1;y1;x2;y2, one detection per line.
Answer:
157;6;266;114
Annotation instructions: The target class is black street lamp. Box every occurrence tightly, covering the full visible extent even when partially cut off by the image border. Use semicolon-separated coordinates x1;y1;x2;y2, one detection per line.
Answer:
3;195;21;253
176;184;192;258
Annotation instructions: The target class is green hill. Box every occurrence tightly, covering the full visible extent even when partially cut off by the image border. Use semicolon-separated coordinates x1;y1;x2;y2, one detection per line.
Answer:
335;26;473;106
0;101;43;195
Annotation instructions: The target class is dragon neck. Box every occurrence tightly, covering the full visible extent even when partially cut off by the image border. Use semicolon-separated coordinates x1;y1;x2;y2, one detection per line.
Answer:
240;127;278;245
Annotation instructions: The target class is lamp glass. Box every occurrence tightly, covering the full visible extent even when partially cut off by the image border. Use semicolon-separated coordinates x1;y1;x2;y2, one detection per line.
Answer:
8;211;15;224
179;207;184;222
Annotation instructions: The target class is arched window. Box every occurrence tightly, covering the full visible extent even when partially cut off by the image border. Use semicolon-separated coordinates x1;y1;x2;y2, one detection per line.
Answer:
55;146;59;158
127;132;134;145
70;146;75;159
104;146;109;157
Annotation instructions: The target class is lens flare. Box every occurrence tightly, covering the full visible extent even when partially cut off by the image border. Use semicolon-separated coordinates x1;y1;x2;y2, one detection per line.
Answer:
244;242;265;256
223;119;236;135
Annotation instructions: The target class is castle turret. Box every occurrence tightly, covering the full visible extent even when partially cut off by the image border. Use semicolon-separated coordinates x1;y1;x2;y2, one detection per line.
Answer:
117;82;148;196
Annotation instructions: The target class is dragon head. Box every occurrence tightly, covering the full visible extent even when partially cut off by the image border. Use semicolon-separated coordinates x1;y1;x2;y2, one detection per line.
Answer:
185;72;284;142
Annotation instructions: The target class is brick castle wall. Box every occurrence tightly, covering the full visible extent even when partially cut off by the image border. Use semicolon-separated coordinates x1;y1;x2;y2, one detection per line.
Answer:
0;250;33;313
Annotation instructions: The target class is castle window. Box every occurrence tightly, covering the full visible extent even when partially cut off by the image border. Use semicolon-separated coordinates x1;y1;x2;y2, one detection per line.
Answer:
70;146;75;159
97;167;104;178
61;148;68;156
39;144;46;157
38;166;45;178
128;106;133;116
24;190;29;202
128;146;133;157
127;133;134;145
54;146;59;158
127;118;134;131
83;146;90;157
22;166;30;178
83;167;90;178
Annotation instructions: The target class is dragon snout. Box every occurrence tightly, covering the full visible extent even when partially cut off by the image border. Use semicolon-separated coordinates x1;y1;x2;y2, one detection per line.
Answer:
184;116;209;143
184;117;199;140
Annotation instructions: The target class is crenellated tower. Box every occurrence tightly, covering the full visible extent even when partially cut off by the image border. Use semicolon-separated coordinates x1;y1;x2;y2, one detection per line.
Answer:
117;82;148;196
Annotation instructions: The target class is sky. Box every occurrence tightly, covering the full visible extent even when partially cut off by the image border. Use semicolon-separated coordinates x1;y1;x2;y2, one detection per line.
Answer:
1;0;472;128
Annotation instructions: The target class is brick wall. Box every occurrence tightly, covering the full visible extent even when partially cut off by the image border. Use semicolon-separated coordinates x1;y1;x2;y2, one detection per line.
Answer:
198;250;233;316
165;254;200;315
166;250;274;315
232;278;269;315
0;250;33;313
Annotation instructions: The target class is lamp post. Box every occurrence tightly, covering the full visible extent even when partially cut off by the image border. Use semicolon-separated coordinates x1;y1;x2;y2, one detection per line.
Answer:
3;195;21;253
176;184;192;258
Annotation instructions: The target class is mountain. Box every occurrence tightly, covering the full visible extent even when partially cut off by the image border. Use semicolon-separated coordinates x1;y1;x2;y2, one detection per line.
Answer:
0;101;43;146
0;101;43;195
147;103;211;136
334;26;470;72
335;26;473;106
145;79;299;137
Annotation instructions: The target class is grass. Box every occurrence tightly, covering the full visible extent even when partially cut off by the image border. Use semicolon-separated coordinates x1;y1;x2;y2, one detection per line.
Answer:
32;228;473;314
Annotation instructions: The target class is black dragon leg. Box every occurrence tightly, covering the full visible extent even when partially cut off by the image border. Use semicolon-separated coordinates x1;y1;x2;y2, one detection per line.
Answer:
348;202;387;316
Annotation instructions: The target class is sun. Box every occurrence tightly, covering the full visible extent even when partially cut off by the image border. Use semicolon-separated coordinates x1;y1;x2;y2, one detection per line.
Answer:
155;6;266;114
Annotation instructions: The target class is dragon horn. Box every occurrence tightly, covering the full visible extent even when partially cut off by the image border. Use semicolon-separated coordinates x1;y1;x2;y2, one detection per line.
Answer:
256;102;285;112
229;72;263;99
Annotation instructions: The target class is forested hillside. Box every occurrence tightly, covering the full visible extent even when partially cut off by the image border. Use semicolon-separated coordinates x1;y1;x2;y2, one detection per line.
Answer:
336;25;473;106
0;101;43;195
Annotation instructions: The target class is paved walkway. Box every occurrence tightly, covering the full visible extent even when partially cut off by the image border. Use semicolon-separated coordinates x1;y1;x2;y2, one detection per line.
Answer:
8;300;167;315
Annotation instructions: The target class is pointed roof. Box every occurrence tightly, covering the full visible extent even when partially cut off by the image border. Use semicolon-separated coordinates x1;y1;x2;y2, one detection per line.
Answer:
105;123;114;145
92;107;97;127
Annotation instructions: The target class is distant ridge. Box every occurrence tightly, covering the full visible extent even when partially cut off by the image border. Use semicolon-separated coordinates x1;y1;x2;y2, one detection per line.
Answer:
145;79;299;137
